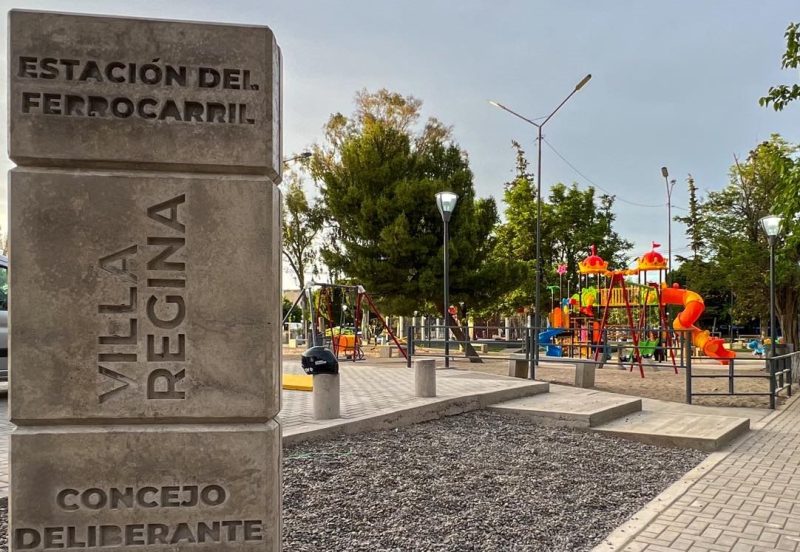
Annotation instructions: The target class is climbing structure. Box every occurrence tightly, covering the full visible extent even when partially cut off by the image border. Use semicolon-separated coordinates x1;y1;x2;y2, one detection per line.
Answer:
547;242;734;377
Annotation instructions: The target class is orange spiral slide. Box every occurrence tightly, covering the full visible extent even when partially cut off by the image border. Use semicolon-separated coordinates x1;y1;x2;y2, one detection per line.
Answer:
661;284;736;363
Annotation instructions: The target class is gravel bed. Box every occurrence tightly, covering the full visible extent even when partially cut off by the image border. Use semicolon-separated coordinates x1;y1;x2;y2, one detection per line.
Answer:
0;498;5;552
0;412;704;552
284;411;706;551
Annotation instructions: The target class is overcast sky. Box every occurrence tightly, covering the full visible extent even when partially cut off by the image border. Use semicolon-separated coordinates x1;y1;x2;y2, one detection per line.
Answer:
1;0;798;287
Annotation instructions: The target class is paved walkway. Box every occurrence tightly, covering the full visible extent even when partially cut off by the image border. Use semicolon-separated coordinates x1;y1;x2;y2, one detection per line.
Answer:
601;393;800;551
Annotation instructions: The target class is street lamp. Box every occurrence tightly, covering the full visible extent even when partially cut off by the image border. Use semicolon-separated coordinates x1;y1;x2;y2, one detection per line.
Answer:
489;73;592;377
761;214;782;358
436;191;458;368
660;167;677;281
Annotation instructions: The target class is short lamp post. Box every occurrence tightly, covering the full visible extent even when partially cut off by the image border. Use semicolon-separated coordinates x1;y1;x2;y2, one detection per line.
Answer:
761;214;782;358
436;191;458;368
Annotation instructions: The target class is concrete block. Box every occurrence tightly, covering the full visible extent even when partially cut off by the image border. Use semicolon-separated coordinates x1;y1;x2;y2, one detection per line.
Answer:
378;346;395;358
414;358;436;397
312;374;340;420
10;422;281;551
9;10;283;550
9;10;282;179
508;353;528;379
9;169;281;424
575;363;597;388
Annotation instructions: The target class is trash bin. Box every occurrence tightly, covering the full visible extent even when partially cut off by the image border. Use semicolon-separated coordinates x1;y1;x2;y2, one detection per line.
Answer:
301;347;340;419
301;346;339;375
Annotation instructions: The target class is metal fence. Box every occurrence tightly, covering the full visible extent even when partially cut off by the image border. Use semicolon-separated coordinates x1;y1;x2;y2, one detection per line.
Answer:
405;324;796;409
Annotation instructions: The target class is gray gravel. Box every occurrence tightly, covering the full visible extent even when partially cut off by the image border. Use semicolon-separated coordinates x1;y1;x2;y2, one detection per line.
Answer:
0;497;6;552
283;411;706;551
0;412;704;552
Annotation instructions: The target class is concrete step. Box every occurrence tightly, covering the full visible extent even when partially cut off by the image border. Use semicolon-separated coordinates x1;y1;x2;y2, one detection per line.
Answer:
592;411;750;452
488;387;642;428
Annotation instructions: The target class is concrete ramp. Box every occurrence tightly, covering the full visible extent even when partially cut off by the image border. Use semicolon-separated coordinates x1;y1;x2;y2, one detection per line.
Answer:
489;384;752;451
488;387;642;428
593;411;750;452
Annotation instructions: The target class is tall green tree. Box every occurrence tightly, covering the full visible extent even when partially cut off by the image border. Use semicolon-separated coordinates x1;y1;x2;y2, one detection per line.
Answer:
700;135;800;346
674;174;704;262
282;170;324;291
490;142;631;314
309;89;521;315
543;183;631;292
760;22;800;111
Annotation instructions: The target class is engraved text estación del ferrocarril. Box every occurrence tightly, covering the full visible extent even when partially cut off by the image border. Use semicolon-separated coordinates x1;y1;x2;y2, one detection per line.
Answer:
17;57;259;124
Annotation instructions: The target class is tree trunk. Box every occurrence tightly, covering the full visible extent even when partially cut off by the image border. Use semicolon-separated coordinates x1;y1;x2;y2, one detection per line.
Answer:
777;286;799;350
446;312;483;363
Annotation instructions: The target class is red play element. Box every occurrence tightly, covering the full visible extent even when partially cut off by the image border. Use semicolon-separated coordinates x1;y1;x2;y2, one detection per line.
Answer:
578;245;609;274
637;242;667;271
594;272;645;377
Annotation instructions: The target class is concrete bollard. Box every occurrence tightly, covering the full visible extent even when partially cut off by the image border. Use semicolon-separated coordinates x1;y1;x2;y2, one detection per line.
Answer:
508;353;528;378
414;358;437;397
313;373;341;420
575;363;597;388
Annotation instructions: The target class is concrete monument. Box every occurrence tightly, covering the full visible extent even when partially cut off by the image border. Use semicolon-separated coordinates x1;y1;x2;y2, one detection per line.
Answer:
9;10;282;550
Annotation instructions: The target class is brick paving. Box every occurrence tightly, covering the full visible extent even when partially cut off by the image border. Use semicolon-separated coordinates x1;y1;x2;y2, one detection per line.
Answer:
621;394;800;552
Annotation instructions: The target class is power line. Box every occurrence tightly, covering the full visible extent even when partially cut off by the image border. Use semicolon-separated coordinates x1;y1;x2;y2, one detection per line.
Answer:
540;137;672;209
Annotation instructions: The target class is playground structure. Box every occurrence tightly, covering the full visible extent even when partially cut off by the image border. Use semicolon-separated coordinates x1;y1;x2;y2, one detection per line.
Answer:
283;282;407;361
544;243;735;377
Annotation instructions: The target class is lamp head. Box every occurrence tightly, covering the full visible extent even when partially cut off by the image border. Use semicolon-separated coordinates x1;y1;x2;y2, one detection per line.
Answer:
661;166;669;178
435;191;459;222
575;74;592;91
760;214;782;238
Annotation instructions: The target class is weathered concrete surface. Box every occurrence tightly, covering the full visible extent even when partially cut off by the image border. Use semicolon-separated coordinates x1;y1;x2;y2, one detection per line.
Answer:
507;353;528;378
10;421;281;551
490;384;753;450
312;374;340;420
489;385;642;428
9;10;281;179
9;10;283;550
9;169;281;424
413;358;436;397
593;411;750;452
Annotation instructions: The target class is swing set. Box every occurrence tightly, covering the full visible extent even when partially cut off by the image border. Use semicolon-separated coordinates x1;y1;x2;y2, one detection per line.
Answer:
283;282;407;361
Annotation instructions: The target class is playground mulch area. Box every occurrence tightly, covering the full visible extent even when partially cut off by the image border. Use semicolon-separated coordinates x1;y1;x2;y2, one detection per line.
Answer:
464;357;780;409
283;410;705;552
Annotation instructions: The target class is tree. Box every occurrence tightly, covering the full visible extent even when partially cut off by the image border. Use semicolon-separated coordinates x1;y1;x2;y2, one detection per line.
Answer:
490;142;631;314
488;141;538;312
543;183;632;293
760;22;800;111
699;135;800;346
309;89;522;315
281;170;324;290
674;175;704;262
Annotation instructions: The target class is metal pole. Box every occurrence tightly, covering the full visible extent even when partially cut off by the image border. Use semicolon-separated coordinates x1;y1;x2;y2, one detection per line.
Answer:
685;331;692;404
769;237;776;358
443;218;450;368
663;175;673;281
533;124;543;377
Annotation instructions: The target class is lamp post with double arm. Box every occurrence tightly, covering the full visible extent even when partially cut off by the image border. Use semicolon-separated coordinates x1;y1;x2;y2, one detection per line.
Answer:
489;74;592;378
